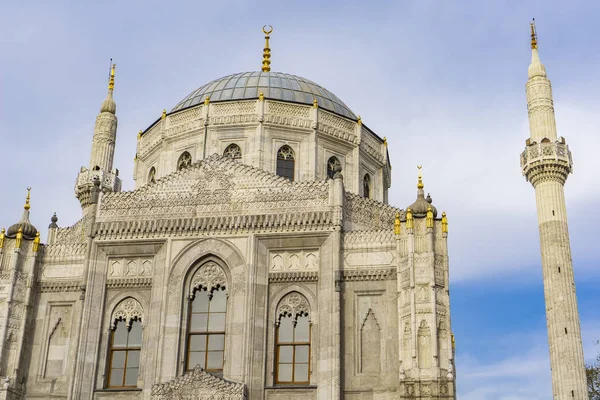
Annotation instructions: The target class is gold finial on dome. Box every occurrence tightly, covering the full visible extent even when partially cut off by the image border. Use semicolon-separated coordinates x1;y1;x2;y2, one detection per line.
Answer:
204;96;210;106
24;187;31;211
357;116;362;126
261;25;273;72
259;92;264;101
313;98;318;108
33;232;40;252
394;212;401;235
0;228;5;249
108;62;116;90
417;165;424;190
442;211;448;233
530;19;538;50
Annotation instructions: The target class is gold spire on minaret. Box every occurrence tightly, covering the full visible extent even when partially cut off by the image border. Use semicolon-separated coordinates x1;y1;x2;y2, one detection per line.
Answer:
108;63;116;90
261;25;273;72
417;165;424;190
530;19;538;50
24;187;31;211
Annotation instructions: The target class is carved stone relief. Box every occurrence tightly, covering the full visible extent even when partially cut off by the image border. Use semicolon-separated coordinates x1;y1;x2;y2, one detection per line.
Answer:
276;292;310;323
417;285;430;303
151;365;245;399
108;257;153;278
111;297;144;329
269;250;319;273
190;261;227;297
417;320;431;369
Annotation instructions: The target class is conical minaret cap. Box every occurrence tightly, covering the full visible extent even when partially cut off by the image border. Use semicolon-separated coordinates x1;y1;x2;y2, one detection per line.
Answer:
100;63;117;114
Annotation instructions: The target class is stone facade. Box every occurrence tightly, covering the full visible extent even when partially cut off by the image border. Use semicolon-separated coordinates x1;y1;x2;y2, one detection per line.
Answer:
0;67;454;400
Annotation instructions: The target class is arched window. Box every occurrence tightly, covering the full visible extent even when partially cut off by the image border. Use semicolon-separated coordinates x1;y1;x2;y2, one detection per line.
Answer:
186;261;228;373
275;292;311;384
327;156;341;179
177;151;192;170
223;144;242;160
276;145;295;181
107;298;143;389
148;167;156;184
363;174;371;199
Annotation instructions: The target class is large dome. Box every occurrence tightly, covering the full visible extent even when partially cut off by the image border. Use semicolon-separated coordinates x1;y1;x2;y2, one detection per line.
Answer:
172;71;357;120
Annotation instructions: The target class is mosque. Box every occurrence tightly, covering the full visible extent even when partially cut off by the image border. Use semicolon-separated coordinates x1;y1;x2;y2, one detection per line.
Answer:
0;23;587;400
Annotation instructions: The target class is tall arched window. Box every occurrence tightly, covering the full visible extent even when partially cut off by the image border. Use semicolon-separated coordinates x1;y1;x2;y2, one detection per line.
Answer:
107;298;144;389
177;151;192;170
327;156;341;179
148;167;156;184
223;143;242;160
186;261;228;373
276;145;295;181
275;292;311;384
363;174;371;199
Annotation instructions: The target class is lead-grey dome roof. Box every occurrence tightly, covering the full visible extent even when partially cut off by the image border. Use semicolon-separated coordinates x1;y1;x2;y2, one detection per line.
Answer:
172;71;357;120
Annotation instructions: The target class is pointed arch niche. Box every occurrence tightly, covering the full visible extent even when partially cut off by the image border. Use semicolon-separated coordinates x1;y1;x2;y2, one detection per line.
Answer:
359;309;381;374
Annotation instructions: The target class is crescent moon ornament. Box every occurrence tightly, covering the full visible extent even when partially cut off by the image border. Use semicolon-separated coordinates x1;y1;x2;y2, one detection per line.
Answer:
263;25;273;35
417;165;422;170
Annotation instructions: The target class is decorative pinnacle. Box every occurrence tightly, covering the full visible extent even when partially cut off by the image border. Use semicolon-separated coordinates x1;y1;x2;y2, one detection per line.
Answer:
530;19;538;50
161;109;166;120
313;98;318;108
261;25;273;72
204;96;210;106
259;92;264;101
383;136;388;146
24;187;31;211
357;116;362;126
417;165;424;190
108;62;116;91
33;232;41;252
138;130;142;140
426;205;434;228
0;228;5;249
406;207;414;229
394;212;401;235
442;211;448;233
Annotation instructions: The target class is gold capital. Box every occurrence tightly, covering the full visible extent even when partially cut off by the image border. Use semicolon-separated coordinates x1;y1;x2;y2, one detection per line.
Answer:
33;232;41;252
442;211;448;233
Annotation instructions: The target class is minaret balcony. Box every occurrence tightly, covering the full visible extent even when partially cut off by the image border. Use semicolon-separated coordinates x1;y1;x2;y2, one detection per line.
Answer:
75;167;122;194
520;141;573;184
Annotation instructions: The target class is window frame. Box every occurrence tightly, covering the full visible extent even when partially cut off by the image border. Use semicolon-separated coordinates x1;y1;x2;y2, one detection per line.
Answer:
106;319;142;389
276;145;296;181
223;143;242;160
185;287;228;374
148;167;156;184
177;151;192;170
274;315;311;385
326;156;341;179
363;173;371;199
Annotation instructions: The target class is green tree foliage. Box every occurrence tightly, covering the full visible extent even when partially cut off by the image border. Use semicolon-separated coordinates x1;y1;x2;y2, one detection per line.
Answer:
588;341;600;399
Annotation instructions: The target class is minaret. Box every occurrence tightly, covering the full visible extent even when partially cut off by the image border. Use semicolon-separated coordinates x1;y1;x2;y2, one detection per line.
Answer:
75;62;122;212
520;21;587;398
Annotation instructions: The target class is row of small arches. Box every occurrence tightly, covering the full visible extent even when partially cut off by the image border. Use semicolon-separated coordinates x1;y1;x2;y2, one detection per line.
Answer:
147;145;368;190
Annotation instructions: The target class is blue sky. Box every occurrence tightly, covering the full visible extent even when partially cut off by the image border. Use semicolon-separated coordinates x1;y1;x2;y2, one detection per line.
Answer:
1;1;599;398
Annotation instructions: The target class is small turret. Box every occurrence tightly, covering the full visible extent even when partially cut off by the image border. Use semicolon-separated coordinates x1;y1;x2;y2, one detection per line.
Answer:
407;166;437;218
6;188;38;240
